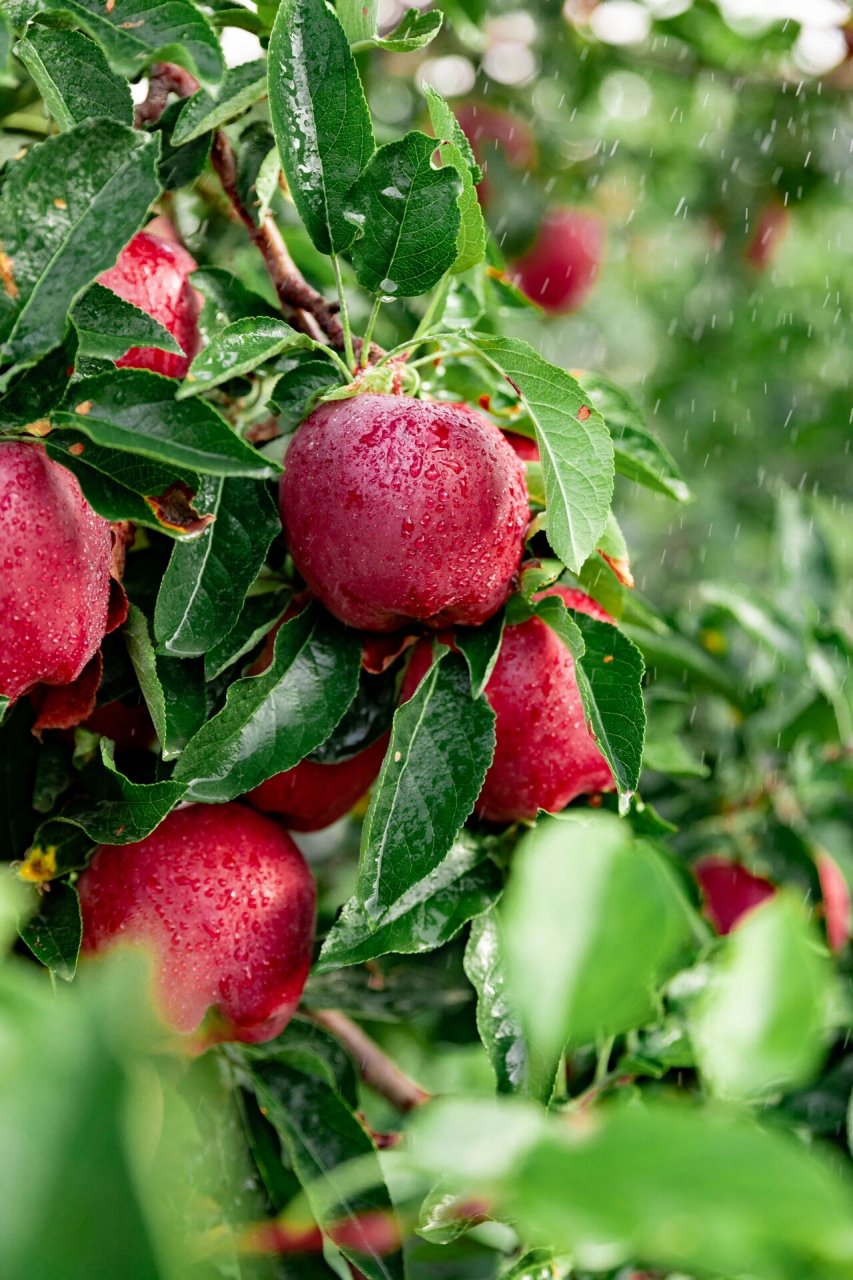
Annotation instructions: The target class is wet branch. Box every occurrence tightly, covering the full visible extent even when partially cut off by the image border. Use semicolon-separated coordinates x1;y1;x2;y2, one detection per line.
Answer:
308;1008;431;1113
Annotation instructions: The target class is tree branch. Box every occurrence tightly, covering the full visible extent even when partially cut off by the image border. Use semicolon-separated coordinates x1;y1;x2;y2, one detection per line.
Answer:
307;1009;431;1113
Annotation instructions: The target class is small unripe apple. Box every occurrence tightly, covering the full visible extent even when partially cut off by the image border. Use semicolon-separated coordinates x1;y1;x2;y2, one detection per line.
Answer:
98;228;201;378
280;394;529;632
402;586;615;822
694;856;776;934
248;732;389;831
0;442;113;703
511;209;604;313
78;804;316;1045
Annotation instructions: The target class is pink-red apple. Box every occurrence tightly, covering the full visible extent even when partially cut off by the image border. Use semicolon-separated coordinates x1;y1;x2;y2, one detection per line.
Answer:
78;803;316;1045
744;201;789;271
0;442;113;703
402;586;615;822
280;395;529;632
694;856;776;934
98;228;201;378
248;733;390;831
511;209;604;313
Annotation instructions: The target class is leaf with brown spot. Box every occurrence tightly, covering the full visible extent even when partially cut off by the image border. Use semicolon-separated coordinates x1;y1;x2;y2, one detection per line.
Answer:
145;481;216;536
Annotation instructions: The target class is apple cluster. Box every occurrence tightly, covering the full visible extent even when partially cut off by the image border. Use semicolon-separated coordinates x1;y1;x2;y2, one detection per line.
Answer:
2;222;745;1049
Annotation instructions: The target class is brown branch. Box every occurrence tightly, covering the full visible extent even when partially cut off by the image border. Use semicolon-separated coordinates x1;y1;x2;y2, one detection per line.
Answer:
307;1009;431;1113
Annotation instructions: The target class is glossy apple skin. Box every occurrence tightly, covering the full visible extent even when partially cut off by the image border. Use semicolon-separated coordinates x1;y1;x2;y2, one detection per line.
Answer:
280;395;529;632
0;443;113;703
503;431;540;462
402;586;615;822
78;804;316;1045
511;209;604;313
694;856;776;934
98;229;201;378
248;732;390;831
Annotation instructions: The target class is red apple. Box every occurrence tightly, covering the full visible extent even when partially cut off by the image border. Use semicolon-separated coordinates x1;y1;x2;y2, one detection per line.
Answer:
402;586;615;822
510;209;604;313
78;804;316;1045
694;856;776;935
503;431;540;462
247;733;389;831
280;394;529;632
744;201;789;271
98;228;201;378
454;102;536;205
0;442;113;703
83;700;157;751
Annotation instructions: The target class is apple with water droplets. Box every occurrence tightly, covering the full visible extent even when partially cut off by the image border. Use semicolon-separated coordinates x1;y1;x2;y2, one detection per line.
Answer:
0;442;113;703
511;209;604;313
78;804;316;1046
98;227;201;378
280;394;529;632
402;586;615;822
248;733;390;831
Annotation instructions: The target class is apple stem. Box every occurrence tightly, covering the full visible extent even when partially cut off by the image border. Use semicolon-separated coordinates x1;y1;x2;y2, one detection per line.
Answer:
307;1009;431;1112
360;297;383;369
331;255;357;372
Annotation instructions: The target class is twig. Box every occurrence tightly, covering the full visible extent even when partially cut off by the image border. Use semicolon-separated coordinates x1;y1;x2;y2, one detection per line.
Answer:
307;1009;431;1113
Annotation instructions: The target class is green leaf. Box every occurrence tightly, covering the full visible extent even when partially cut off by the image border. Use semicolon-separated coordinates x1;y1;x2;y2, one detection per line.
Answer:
38;0;224;86
153;476;279;657
268;0;375;255
72;283;181;362
153;98;211;192
270;354;343;429
464;906;532;1096
582;372;690;502
235;1056;405;1280
410;1095;853;1280
502;812;700;1067
423;87;480;182
462;334;614;572
60;740;185;844
18;880;81;980
173;605;361;803
44;433;209;537
454;612;505;698
192;267;279;339
691;892;834;1102
318;837;500;971
171;58;266;145
336;0;378;44
574;611;646;805
0;120;159;378
359;6;442;51
179;317;317;398
356;649;495;926
265;1015;359;1108
123;605;206;760
203;589;289;681
349;132;462;298
13;27;133;130
52;370;278;478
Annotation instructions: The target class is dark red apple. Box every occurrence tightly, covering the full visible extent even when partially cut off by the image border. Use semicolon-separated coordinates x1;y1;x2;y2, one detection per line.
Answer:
402;586;615;822
280;394;529;632
0;442;113;703
510;209;604;313
503;431;540;462
454;102;536;205
84;700;156;750
78;804;316;1045
248;733;389;831
98;228;201;378
744;201;789;270
694;856;776;935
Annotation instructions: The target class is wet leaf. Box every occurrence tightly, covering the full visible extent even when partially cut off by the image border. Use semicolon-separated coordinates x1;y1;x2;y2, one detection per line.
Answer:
173;605;361;802
72;283;181;362
59;740;185;844
268;0;374;254
178;316;317;398
356;650;495;925
13;27;132;130
19;879;81;980
349;132;462;298
172;58;266;145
